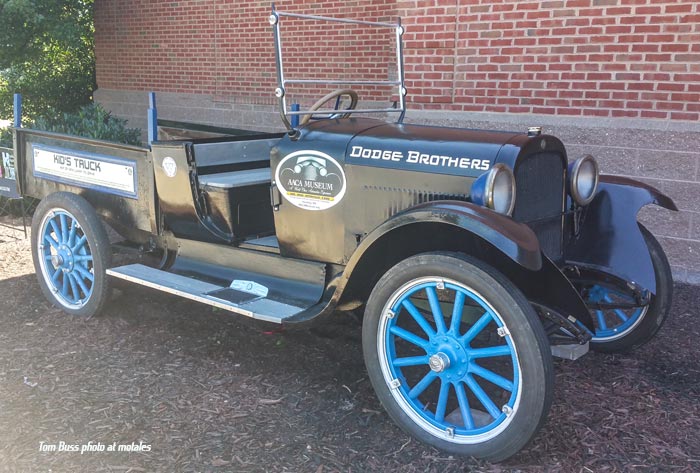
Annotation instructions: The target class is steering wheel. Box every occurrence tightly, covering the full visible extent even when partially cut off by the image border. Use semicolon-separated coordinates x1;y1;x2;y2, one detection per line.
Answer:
299;89;359;126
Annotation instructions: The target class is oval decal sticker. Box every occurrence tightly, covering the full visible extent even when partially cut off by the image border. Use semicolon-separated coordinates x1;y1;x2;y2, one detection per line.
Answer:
162;156;177;178
274;150;346;211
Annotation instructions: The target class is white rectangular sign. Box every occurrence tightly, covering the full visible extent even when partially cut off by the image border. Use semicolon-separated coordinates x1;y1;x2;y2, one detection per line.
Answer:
33;146;137;198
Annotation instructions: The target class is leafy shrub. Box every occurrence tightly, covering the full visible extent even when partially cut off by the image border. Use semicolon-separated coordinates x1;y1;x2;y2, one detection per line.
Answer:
33;103;142;146
0;125;11;148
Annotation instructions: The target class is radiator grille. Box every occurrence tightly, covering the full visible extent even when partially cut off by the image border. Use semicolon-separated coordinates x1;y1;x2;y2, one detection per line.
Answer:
512;152;565;260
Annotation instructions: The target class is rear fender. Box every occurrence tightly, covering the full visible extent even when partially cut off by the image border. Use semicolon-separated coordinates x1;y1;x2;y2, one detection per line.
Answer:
565;175;677;294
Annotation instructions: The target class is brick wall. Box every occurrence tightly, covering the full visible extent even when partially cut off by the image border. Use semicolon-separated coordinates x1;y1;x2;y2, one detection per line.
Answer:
398;0;700;120
95;0;399;108
95;0;700;121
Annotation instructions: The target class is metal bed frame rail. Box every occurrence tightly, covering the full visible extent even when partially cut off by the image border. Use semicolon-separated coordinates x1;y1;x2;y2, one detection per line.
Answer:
269;6;407;130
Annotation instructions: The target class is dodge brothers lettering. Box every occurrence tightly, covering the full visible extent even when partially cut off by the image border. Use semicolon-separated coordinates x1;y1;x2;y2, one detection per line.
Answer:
349;145;491;172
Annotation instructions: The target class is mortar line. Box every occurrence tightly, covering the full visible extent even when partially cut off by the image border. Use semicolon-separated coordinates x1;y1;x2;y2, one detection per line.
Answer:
567;143;700;155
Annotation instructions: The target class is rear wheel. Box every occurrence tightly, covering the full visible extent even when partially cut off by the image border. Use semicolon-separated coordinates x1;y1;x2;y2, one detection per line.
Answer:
583;224;672;353
31;192;112;318
362;253;553;462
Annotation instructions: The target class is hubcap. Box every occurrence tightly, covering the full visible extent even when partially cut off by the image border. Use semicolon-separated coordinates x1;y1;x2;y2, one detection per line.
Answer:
378;277;521;444
429;353;450;373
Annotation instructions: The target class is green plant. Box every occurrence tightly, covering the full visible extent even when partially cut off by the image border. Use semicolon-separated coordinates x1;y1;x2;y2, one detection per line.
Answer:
0;125;11;148
33;104;142;146
0;0;95;119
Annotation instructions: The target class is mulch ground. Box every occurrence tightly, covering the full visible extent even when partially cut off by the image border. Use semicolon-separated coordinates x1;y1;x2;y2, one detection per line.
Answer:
0;217;698;472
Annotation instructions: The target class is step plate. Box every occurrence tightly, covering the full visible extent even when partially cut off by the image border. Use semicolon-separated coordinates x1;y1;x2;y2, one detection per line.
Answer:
107;264;305;323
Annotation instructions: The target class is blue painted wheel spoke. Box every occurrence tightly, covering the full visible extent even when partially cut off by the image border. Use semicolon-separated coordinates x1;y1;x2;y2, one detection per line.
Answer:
408;371;438;399
606;287;634;300
460;312;492;345
613;309;629;322
50;267;62;284
454;382;475;430
59;214;68;244
73;265;94;283
434;380;451;424
67;219;78;247
71;235;87;252
392;355;430;367
449;291;465;335
425;286;447;334
470;362;514;392
44;234;59;250
402;300;436;338
576;319;594;335
595;310;607;330
72;271;91;296
465;375;502;419
60;272;70;298
72;235;87;252
390;326;429;350
66;273;80;302
74;254;93;263
470;345;512;359
49;219;63;243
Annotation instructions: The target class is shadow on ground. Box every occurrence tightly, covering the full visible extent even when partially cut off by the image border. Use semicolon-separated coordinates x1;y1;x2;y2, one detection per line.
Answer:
0;227;698;472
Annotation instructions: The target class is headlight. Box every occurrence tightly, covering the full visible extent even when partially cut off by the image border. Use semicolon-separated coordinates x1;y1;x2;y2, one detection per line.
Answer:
568;155;599;206
470;164;516;216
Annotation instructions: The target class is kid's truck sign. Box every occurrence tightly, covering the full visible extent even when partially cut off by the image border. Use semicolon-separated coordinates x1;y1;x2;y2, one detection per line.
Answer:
32;145;138;199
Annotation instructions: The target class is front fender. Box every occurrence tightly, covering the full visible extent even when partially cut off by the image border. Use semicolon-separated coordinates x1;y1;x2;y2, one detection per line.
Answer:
350;200;543;272
565;175;677;294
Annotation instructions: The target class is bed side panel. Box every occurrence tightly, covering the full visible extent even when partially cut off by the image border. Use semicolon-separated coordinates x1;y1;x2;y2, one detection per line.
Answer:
15;129;157;235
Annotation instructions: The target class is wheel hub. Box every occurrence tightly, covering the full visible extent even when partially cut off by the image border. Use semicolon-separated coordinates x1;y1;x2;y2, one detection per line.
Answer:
429;335;469;379
57;245;75;272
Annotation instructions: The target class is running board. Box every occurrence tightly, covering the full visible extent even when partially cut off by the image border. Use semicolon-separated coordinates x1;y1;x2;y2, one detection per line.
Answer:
107;264;308;323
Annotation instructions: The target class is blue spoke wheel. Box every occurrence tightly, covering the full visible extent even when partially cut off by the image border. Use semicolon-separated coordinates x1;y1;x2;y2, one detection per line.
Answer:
363;253;553;462
32;193;112;318
586;284;648;342
583;224;673;353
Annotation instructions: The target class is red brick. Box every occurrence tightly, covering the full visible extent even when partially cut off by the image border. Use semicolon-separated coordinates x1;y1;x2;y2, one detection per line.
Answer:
670;112;699;120
641;110;668;119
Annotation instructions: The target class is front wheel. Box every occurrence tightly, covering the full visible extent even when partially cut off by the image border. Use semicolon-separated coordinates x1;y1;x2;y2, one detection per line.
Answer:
584;224;673;353
362;253;553;462
31;192;112;318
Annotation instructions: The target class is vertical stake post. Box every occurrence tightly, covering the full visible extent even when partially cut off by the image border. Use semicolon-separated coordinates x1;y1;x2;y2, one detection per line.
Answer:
291;103;300;129
147;92;158;146
13;94;22;128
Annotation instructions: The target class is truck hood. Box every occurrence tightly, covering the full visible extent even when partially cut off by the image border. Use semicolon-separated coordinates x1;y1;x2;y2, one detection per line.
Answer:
303;118;524;178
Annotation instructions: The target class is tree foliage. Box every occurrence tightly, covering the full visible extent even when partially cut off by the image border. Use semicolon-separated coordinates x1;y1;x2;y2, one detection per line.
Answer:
0;0;95;120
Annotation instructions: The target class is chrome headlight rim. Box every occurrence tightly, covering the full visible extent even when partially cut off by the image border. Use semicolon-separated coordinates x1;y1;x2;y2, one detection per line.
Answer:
569;155;600;206
484;164;516;216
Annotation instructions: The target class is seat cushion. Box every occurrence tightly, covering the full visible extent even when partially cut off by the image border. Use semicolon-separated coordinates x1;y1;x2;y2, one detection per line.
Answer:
199;168;271;189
